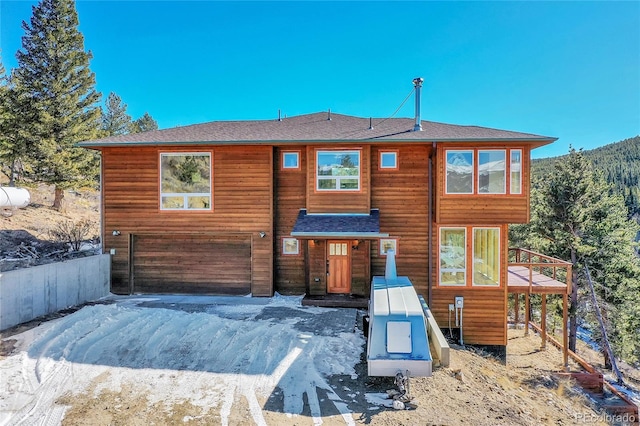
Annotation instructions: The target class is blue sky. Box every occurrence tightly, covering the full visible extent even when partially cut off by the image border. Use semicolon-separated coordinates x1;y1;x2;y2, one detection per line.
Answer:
1;1;639;158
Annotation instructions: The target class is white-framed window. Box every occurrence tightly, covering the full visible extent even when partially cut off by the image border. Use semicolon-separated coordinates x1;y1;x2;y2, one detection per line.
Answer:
380;151;398;170
160;152;211;210
282;151;300;170
439;226;502;287
282;237;299;255
472;227;500;286
445;148;523;195
446;151;474;194
510;149;522;194
380;238;398;256
316;150;360;191
439;228;467;286
478;150;506;194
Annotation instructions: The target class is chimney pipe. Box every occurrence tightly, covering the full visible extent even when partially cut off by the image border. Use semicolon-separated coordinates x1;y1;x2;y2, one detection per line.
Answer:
413;77;424;131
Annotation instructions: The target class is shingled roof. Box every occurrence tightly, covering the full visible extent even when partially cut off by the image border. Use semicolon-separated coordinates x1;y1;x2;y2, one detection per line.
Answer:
78;112;556;147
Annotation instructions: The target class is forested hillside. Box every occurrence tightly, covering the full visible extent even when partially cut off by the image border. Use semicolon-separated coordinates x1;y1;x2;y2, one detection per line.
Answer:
533;136;640;220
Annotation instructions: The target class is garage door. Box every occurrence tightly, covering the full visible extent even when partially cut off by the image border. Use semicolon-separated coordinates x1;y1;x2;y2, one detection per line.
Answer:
132;234;251;294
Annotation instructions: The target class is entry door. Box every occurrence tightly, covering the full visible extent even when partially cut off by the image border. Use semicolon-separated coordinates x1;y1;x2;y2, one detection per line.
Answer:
327;240;350;294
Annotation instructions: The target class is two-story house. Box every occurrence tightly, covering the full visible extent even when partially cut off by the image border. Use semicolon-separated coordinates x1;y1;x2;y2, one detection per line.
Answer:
79;82;557;353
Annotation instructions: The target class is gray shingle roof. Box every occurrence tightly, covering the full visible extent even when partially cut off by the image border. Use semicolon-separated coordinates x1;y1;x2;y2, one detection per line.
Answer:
79;112;556;147
291;209;388;238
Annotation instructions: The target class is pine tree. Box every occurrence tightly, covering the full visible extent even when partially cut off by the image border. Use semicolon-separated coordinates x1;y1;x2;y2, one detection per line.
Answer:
0;56;32;186
131;112;158;134
101;92;132;136
13;0;101;210
516;148;640;364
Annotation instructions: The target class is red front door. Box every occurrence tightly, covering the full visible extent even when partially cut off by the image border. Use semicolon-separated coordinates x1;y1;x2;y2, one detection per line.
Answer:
327;240;351;293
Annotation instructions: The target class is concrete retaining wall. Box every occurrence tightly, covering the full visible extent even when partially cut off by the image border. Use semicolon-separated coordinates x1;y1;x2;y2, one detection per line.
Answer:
0;254;110;331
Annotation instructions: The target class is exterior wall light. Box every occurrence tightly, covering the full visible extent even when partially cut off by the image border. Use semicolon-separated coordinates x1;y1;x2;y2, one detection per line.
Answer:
112;230;121;236
259;231;266;238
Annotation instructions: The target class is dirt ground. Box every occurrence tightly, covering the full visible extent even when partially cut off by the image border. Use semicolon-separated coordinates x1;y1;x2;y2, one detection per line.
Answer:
0;180;100;271
39;328;619;426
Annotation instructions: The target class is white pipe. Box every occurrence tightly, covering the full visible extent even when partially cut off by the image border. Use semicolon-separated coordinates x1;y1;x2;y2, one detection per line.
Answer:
0;187;30;208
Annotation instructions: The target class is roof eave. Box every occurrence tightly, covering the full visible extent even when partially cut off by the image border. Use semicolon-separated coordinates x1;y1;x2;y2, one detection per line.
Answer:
76;136;558;149
290;232;390;239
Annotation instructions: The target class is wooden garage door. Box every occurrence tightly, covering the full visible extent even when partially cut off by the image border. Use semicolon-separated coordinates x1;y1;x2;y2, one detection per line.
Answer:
132;234;251;294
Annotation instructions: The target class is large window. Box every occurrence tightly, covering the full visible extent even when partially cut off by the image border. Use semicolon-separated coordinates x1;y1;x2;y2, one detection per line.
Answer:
446;148;522;195
160;153;211;210
472;228;500;286
439;228;466;285
446;151;473;194
439;226;501;287
478;150;506;194
316;150;360;191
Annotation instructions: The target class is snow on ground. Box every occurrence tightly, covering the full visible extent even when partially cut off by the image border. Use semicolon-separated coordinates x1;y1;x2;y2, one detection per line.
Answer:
0;294;365;425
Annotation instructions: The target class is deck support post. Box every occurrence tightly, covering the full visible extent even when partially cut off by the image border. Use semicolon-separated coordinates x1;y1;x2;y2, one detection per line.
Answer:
514;294;520;327
524;292;530;336
563;293;569;371
541;294;547;350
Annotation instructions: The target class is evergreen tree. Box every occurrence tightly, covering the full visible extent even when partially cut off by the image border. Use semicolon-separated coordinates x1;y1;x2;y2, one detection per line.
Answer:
101;92;132;136
0;56;33;186
131;112;158;134
13;0;101;210
513;148;640;364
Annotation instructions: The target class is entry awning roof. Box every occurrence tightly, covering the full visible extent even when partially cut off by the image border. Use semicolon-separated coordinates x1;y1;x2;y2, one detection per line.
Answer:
291;209;389;239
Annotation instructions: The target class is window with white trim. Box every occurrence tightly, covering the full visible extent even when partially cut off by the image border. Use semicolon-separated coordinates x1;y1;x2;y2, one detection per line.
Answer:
446;151;474;194
510;149;522;194
160;153;211;210
439;226;501;287
316;150;360;191
445;148;522;195
380;151;398;169
478;150;506;194
439;228;466;285
282;151;299;169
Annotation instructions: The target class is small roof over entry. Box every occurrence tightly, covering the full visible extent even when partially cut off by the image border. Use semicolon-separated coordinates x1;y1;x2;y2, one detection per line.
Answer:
291;209;389;239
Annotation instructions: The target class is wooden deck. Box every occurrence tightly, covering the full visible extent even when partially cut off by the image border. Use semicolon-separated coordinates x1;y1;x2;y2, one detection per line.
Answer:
507;265;569;294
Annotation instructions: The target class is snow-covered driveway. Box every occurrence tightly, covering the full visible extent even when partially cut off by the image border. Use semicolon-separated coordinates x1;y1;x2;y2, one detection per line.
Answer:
0;295;365;425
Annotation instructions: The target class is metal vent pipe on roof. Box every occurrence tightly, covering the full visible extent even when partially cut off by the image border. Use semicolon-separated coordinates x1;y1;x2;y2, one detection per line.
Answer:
413;77;424;132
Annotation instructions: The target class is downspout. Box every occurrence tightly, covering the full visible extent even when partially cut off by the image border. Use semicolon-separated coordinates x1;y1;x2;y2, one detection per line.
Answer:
428;142;436;307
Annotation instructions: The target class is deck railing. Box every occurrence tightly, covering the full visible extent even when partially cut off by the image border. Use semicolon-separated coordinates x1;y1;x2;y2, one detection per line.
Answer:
508;248;573;294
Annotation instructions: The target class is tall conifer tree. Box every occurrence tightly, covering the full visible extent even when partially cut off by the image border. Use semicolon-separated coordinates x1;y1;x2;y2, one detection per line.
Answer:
131;112;158;134
101;92;132;136
513;148;640;364
14;0;101;210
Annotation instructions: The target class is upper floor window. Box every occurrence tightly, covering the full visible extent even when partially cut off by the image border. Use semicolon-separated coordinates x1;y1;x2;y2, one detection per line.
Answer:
160;153;211;210
379;151;398;170
316;150;360;191
478;150;506;194
446;151;474;194
446;148;522;195
282;151;300;170
510;150;522;194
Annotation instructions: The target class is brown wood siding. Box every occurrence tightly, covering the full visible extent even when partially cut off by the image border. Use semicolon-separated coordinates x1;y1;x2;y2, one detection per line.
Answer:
274;147;306;294
351;240;370;296
100;145;273;296
435;144;531;224
306;145;370;214
430;287;507;345
371;145;430;297
132;234;251;294
308;240;327;295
